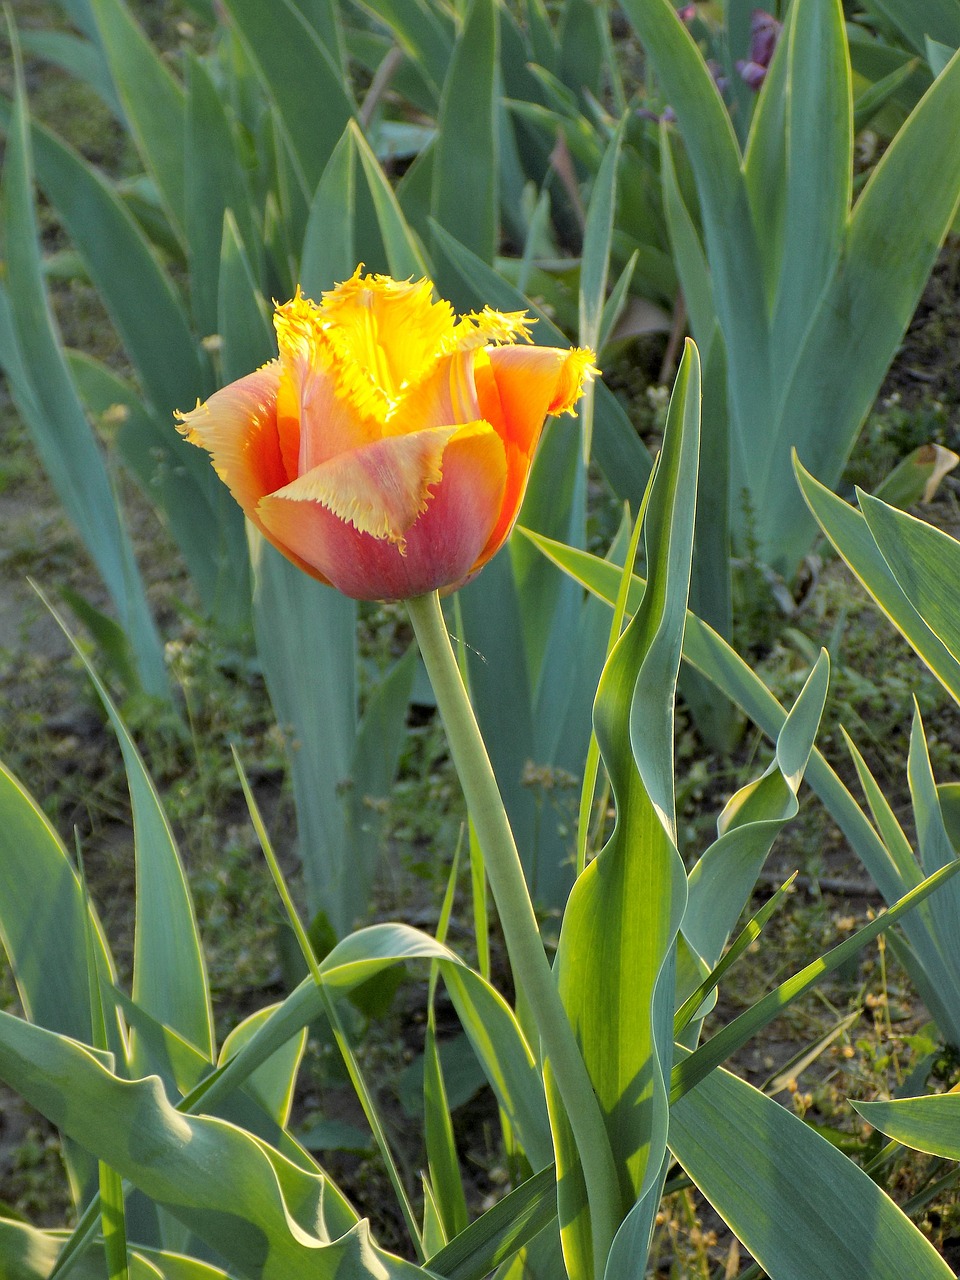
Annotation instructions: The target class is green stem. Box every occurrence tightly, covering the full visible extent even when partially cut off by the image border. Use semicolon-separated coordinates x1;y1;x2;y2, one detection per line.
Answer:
407;590;622;1278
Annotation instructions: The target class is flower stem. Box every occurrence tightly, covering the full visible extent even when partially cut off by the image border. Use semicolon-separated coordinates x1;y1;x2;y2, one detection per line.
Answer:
406;590;621;1277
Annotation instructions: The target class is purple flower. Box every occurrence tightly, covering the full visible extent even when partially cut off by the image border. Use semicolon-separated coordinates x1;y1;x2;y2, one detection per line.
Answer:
736;10;782;90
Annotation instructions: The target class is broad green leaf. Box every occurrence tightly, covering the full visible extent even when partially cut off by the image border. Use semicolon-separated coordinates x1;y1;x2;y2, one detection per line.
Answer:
353;121;431;280
431;0;499;282
427;1165;558;1280
184;51;261;339
860;488;960;674
550;341;699;1277
248;532;358;935
0;764;117;1048
659;128;713;350
765;46;960;573
856;1092;960;1159
771;0;851;361
0;1013;425;1280
522;528;960;1009
619;0;772;487
684;651;829;970
796;461;960;705
556;0;604;103
865;0;960;55
671;1063;954;1279
346;645;418;925
219;1007;306;1130
578;116;625;460
88;0;188;243
0;73;167;698
7;109;208;414
65;351;246;632
220;0;356;198
741;16;789;306
18;27;121;117
41;592;214;1069
199;924;552;1175
218;212;274;382
0;1219;232;1280
300;127;357;296
353;0;454;99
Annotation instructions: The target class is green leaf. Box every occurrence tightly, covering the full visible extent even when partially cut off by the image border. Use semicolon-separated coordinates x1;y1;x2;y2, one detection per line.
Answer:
219;0;356;198
684;651;829;970
522;524;960;1049
248;533;359;935
300;127;357;295
856;1092;960;1159
551;341;700;1275
430;0;499;279
353;0;454;99
0;70;167;698
0;1013;424;1280
0;1219;234;1280
428;1165;558;1280
770;0;851;364
184;50;261;339
0;764;117;1048
796;461;960;705
672;858;960;1100
219;1007;306;1128
88;0;188;243
865;0;960;56
39;590;214;1068
353;121;431;279
860;488;960;674
671;1063;954;1279
765;46;960;572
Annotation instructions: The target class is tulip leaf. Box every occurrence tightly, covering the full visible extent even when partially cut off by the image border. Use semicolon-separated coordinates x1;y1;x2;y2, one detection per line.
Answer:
352;121;431;279
0;1011;429;1280
431;0;499;283
683;651;829;971
671;1063;954;1279
0;1219;232;1280
0;67;168;698
301;127;358;296
427;1166;558;1280
859;488;960;673
550;341;699;1276
18;27;121;118
219;0;356;198
353;0;454;99
770;0;851;363
855;1092;960;1161
218;212;274;382
248;535;359;936
219;1007;306;1130
88;0;187;244
40;590;215;1070
522;529;960;1047
672;858;960;1100
184;50;262;339
795;459;960;706
765;44;960;571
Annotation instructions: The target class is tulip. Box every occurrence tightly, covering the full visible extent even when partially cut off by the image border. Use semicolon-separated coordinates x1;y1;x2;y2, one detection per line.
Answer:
178;269;595;601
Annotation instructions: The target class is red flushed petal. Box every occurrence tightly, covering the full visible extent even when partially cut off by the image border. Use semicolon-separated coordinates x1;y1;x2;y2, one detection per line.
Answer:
257;426;507;600
176;363;287;514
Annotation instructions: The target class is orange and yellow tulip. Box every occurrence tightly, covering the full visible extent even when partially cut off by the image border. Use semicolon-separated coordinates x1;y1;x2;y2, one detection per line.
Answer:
178;269;595;601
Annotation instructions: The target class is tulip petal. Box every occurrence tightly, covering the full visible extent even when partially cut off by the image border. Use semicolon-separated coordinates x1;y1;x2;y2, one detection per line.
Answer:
176;362;288;513
319;271;456;416
473;344;594;563
257;423;507;601
266;422;471;545
482;344;596;455
389;349;483;439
